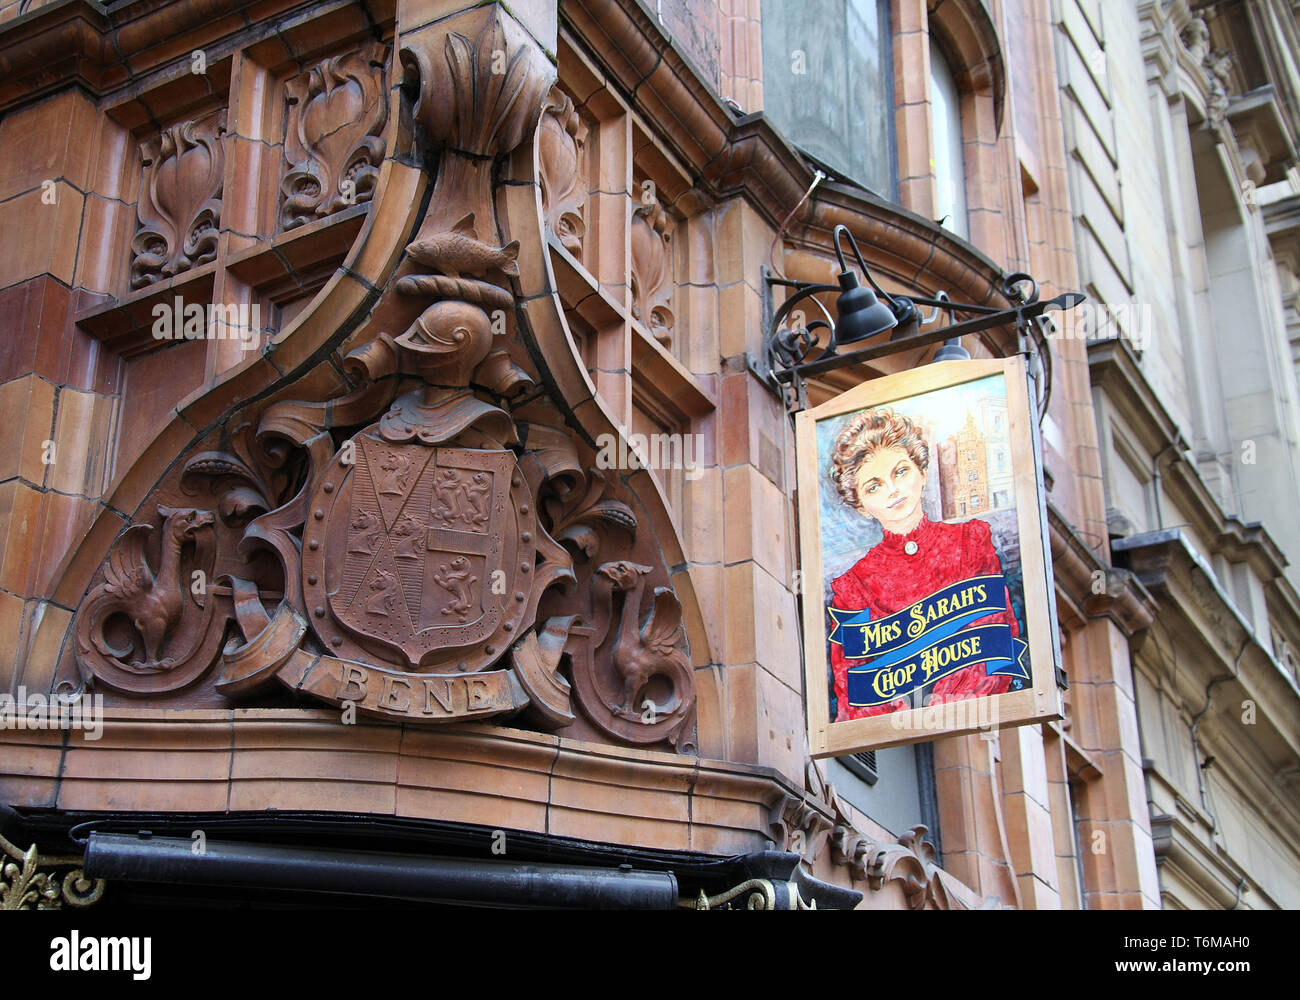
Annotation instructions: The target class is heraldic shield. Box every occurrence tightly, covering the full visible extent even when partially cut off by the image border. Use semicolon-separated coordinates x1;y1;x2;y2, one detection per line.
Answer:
302;429;538;671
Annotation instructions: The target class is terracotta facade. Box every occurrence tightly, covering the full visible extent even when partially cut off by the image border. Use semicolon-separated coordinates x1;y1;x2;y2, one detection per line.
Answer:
0;0;1234;910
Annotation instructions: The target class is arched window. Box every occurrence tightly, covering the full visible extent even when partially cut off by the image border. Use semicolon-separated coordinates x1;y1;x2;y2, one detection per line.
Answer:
929;38;968;239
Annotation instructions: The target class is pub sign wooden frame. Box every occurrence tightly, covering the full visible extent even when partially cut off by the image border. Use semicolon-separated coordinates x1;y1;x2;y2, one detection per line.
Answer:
797;357;1062;756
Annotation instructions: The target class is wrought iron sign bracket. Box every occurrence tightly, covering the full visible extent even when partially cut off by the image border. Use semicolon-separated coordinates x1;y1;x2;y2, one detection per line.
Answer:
751;229;1086;417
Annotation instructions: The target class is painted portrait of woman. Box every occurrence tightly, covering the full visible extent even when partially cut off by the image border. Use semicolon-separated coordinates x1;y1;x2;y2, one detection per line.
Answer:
826;406;1021;722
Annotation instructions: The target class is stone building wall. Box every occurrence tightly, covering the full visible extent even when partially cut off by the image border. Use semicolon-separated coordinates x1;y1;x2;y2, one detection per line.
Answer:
1060;0;1300;908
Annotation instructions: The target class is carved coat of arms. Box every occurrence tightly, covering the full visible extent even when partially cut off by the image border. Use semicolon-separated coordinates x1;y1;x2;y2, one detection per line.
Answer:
305;433;536;671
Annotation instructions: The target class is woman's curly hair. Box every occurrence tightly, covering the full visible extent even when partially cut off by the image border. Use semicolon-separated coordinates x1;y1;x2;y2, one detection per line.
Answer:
829;407;929;513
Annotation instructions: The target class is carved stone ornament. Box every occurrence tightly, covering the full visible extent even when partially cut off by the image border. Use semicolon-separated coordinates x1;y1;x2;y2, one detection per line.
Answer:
281;42;389;230
1180;16;1210;67
629;200;675;345
767;762;984;908
66;5;700;754
1205;49;1233;128
129;109;226;289
1;832;104;910
539;85;588;253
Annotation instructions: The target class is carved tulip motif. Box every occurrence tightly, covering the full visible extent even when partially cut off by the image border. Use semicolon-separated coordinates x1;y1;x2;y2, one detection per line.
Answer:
539;86;588;254
280;43;389;230
129;111;226;289
630;201;675;345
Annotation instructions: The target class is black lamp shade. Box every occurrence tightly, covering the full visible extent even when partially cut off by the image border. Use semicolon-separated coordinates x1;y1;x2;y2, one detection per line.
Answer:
835;270;898;344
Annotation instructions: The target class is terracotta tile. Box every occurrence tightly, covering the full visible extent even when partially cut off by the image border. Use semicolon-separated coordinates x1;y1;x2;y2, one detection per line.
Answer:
14;601;72;695
397;783;549;832
0;280;42;382
547;752;694;849
717;278;761;360
0;773;59;808
1075;817;1116;893
896;101;935;186
264;270;371;376
34;491;98;597
0;589;24;685
347;161;427;282
587;191;630;290
48;389;115;497
670;565;714;667
48;504;128;609
0;184;83;289
1017;872;1061;909
688;560;723;663
0;732;65;785
102;418;194;516
0;480;42;596
722;463;788;582
679;282;718;376
1003;791;1058;879
682;465;721;564
751;564;800;690
714;200;745;286
124;17;245;78
722;561;757;664
86;115;134;202
752;665;805;781
718;660;759;762
0;91;94;202
115;338;206;471
0;374;52;485
73;194;134;294
692;663;725;759
232;745;399;784
678;211;715;286
58;776;231;813
278;4;372;62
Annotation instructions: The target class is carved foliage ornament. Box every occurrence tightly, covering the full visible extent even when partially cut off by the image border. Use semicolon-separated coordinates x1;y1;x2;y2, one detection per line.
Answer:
71;7;697;754
281;42;389;230
130;110;226;289
629;200;674;345
539;85;588;253
769;763;978;909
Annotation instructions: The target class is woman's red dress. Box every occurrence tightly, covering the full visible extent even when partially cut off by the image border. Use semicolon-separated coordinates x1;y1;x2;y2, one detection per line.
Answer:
830;515;1018;721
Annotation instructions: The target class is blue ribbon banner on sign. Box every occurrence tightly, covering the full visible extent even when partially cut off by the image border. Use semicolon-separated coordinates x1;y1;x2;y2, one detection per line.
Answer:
828;575;1030;707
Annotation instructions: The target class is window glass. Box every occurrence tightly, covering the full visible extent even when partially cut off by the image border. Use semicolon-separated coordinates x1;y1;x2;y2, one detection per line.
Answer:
929;37;968;239
761;0;896;197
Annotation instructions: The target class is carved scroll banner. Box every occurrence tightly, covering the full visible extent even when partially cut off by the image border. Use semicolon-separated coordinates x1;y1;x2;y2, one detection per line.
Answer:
281;651;529;721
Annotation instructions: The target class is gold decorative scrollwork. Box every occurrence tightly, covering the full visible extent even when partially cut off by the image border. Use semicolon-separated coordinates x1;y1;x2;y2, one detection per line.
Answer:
679;878;817;910
0;832;105;910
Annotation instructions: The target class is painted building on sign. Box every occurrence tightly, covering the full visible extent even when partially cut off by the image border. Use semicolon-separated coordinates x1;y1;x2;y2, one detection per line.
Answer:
0;0;1294;911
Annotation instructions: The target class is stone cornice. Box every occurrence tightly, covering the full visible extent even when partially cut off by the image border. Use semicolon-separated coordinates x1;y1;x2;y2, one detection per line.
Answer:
0;0;397;109
1147;758;1288;910
1115;528;1300;763
1048;501;1158;635
1089;337;1300;629
1147;808;1263;909
0;708;992;907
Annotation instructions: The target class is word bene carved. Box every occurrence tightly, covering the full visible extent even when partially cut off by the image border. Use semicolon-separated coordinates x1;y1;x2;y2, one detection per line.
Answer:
66;6;698;754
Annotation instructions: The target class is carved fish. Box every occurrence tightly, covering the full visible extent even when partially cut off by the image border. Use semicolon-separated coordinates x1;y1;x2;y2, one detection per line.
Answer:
405;211;520;278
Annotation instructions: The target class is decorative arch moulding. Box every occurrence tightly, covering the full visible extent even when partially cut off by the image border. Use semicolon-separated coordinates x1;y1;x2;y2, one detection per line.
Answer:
37;3;710;758
925;0;1006;132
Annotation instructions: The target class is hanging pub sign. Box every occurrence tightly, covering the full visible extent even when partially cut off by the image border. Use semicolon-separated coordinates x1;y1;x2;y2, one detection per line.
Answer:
797;356;1062;756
